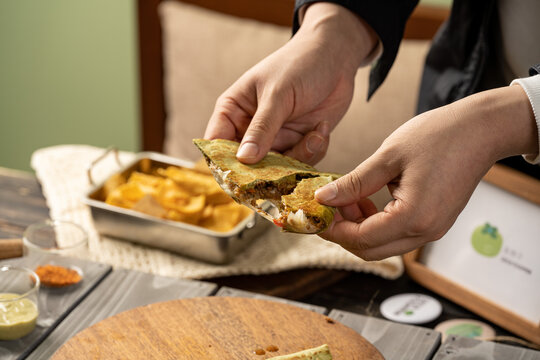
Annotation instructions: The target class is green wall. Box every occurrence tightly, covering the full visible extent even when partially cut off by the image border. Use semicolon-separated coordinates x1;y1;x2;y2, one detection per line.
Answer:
421;0;452;7
0;0;139;172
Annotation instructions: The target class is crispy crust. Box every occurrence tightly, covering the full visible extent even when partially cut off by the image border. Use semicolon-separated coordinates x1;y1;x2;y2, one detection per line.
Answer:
194;139;338;234
280;177;335;233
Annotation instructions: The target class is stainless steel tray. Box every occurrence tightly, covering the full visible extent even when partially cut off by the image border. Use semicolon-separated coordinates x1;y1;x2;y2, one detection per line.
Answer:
83;149;269;264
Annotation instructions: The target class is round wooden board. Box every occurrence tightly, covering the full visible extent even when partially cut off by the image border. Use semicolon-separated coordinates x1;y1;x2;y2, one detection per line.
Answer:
52;297;383;359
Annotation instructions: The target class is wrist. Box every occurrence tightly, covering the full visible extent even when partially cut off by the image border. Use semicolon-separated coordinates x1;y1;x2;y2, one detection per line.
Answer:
296;2;377;74
451;86;538;163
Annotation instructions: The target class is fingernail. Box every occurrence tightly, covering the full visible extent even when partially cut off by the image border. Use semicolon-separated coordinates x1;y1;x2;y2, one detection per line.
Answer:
237;142;259;160
317;121;331;137
306;134;324;155
315;182;337;202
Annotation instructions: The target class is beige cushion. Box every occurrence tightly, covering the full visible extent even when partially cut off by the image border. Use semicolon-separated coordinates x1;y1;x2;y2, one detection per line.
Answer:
160;1;290;161
160;1;430;207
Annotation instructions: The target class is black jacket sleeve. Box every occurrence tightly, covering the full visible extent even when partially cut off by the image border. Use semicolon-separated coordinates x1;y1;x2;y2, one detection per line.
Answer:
293;0;419;99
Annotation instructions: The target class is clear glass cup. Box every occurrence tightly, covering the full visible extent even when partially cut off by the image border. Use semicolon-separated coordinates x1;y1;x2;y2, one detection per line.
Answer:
23;220;87;289
0;265;40;340
22;220;88;326
23;220;87;258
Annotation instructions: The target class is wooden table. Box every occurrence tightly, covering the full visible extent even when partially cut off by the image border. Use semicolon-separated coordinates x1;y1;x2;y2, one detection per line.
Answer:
1;167;539;360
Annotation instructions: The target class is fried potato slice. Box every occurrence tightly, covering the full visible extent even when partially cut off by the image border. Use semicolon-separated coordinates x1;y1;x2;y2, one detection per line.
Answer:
165;194;206;224
199;202;252;232
127;172;163;195
158;166;233;205
132;194;167;218
104;162;252;232
106;182;147;208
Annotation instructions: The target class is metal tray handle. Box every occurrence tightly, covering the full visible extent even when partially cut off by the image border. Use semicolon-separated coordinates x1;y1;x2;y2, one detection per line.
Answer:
87;147;123;186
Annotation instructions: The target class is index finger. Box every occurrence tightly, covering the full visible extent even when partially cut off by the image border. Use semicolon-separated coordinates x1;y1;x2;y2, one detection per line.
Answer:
236;90;293;164
205;96;253;141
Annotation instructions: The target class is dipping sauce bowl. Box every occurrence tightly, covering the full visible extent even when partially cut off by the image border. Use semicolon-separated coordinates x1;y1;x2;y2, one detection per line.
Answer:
0;265;40;340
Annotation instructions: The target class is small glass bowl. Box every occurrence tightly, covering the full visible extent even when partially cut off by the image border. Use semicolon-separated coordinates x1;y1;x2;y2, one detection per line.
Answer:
23;220;87;288
23;220;87;258
0;265;40;340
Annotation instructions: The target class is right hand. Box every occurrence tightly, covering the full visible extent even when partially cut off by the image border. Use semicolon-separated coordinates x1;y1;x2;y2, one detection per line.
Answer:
204;3;377;165
315;85;538;260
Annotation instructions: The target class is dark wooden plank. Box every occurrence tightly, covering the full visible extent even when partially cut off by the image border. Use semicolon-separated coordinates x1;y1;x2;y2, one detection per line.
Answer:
0;254;111;360
26;269;217;359
0;168;44;198
0;168;49;238
208;269;349;300
433;336;540;359
216;286;327;314
329;309;441;360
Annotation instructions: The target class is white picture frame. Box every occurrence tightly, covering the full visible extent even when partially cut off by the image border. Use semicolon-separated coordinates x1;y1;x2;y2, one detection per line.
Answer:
403;164;540;344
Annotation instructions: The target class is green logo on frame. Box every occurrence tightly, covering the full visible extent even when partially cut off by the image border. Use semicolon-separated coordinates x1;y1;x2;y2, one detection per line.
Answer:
446;323;483;338
471;223;503;257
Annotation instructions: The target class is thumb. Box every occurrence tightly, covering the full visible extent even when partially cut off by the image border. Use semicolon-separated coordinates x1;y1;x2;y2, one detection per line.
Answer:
236;91;292;164
315;153;399;206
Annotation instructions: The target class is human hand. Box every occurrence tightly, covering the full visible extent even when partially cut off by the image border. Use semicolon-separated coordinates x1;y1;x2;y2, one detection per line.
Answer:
204;3;377;165
315;85;537;260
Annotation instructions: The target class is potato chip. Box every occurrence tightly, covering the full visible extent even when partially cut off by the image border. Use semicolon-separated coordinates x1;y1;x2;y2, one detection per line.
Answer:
132;194;167;218
128;172;163;195
157;179;191;208
165;194;206;224
157;166;222;195
199;202;252;232
106;182;147;208
201;205;214;220
205;191;234;206
139;158;152;174
104;162;252;232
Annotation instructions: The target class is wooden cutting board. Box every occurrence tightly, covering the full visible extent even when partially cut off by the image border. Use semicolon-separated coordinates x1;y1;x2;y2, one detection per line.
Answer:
52;297;383;359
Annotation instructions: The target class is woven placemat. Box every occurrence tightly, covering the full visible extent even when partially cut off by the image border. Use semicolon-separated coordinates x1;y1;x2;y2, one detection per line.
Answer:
31;145;403;279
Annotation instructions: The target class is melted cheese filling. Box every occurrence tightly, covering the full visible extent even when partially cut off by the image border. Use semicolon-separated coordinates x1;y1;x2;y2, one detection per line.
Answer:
209;163;320;233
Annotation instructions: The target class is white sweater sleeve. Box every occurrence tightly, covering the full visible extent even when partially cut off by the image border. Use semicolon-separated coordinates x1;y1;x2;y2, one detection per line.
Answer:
510;74;540;164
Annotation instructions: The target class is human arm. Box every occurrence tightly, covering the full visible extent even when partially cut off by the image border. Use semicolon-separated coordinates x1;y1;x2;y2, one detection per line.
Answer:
293;0;419;99
204;2;377;165
315;81;539;260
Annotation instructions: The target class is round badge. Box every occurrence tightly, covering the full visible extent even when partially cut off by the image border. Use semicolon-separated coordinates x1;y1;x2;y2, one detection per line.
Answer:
380;293;442;324
435;318;495;342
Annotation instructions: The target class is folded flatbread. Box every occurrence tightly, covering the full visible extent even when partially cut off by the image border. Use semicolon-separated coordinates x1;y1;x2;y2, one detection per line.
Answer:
193;139;338;234
268;344;332;360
